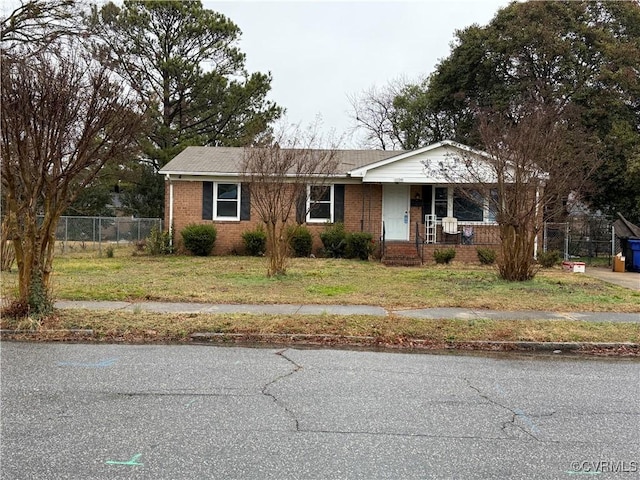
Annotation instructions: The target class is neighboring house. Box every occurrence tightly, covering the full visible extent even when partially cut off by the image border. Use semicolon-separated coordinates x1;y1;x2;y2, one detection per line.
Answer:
159;140;522;262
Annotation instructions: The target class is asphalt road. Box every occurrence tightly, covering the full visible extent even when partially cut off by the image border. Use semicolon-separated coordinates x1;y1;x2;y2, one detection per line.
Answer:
1;343;639;479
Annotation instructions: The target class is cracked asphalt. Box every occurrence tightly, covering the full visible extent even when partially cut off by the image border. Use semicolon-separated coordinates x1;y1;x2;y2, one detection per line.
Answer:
1;342;639;479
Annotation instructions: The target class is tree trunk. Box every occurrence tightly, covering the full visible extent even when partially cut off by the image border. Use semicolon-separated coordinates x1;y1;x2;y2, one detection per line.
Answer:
1;214;16;272
498;224;538;281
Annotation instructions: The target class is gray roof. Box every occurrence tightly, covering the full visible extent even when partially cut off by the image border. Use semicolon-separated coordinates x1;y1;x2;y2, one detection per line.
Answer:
159;146;404;176
614;213;640;239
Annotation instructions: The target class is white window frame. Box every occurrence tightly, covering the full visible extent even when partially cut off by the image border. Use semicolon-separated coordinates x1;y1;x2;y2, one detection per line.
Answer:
214;182;241;221
306;184;334;223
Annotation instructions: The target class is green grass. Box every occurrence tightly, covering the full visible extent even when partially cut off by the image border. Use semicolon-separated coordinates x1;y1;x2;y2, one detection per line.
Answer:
1;246;639;313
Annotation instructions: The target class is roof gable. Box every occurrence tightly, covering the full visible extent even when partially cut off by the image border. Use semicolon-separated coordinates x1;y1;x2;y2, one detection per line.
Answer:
348;140;494;184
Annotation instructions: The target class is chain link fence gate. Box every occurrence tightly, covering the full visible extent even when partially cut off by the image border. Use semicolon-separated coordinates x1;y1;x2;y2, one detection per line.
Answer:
543;215;614;265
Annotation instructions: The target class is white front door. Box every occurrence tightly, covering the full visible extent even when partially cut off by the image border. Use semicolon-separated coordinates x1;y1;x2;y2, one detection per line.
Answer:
383;184;409;240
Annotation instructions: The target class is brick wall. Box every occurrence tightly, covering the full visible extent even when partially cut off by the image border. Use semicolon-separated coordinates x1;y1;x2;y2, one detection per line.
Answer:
165;179;501;260
166;180;386;255
421;244;501;265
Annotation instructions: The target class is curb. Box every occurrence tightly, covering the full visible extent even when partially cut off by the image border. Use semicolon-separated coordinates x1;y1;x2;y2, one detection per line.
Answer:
188;333;639;354
1;329;638;355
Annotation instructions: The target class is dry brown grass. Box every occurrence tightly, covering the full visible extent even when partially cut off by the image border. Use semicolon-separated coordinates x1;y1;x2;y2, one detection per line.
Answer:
2;310;637;348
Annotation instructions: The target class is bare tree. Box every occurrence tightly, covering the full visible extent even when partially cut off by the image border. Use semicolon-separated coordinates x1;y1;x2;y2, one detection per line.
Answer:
241;123;340;276
348;82;405;150
1;44;143;316
453;102;600;281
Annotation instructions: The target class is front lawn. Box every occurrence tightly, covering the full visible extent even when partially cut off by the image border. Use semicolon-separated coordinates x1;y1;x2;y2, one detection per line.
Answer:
2;247;638;312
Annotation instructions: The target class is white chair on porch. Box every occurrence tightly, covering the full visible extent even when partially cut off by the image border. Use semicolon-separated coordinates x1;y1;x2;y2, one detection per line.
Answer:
441;217;461;244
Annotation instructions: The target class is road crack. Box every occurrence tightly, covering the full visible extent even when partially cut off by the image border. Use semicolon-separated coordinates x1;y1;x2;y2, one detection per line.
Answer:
465;378;542;441
261;349;302;431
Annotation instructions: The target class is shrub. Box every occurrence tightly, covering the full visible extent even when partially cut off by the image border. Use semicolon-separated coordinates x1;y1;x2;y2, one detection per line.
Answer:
288;225;313;257
147;225;173;255
105;245;115;258
537;250;561;268
345;232;375;260
434;247;456;264
181;224;217;256
242;227;267;256
319;223;346;258
477;247;497;265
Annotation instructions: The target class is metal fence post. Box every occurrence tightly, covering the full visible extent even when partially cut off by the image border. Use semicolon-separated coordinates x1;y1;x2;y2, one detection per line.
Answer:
64;217;68;254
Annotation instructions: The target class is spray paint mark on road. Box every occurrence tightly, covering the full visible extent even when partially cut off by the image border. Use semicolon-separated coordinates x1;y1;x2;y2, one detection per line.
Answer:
514;408;541;434
106;453;143;466
495;383;542;435
57;358;117;368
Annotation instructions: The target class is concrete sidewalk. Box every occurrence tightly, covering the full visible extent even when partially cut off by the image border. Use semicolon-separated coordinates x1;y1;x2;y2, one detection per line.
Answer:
54;300;640;323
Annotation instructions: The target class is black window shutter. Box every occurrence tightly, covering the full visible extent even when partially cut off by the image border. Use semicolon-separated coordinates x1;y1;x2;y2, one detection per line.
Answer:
422;185;432;222
240;183;250;221
202;181;213;220
334;184;345;223
295;186;306;224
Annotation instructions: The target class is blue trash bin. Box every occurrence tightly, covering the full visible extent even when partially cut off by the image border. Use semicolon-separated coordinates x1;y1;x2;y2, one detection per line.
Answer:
629;238;640;272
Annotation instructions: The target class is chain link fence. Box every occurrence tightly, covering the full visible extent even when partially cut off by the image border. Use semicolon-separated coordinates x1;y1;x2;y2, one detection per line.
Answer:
543;215;615;265
51;216;162;254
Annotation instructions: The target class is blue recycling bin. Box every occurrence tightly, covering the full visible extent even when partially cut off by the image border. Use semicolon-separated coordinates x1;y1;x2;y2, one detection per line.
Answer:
629;238;640;272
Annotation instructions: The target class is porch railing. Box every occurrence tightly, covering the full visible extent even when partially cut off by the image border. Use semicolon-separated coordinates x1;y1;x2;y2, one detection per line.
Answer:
415;222;424;263
423;221;501;245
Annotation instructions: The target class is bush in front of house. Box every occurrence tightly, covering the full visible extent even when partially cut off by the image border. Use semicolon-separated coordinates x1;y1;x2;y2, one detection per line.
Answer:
147;225;173;255
477;247;497;265
537;250;561;268
242;227;267;256
345;232;374;260
320;223;346;258
181;224;217;256
288;225;313;257
434;247;456;264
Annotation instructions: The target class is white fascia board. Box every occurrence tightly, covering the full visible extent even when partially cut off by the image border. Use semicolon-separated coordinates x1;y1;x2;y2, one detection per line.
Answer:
161;171;356;183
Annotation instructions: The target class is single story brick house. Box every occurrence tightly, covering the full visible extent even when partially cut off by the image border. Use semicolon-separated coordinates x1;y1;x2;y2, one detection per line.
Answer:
159;140;529;263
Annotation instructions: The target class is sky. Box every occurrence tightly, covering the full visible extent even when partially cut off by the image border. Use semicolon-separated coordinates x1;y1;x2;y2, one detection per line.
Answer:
207;1;511;148
0;0;511;147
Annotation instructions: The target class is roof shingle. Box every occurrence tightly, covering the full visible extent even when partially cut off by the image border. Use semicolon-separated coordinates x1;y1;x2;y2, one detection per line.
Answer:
159;146;404;176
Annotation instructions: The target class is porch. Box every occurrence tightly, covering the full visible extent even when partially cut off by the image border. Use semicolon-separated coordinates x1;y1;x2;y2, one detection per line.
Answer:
380;221;501;266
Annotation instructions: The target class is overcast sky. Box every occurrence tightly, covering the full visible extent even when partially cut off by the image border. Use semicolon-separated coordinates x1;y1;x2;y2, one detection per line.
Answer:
208;1;511;148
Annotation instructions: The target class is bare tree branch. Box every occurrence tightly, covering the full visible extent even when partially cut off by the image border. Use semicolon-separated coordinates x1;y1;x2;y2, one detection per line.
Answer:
1;42;143;315
241;122;340;276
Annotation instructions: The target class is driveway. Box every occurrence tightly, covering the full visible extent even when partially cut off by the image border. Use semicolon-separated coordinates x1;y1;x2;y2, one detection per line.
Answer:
2;343;638;479
585;267;640;291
